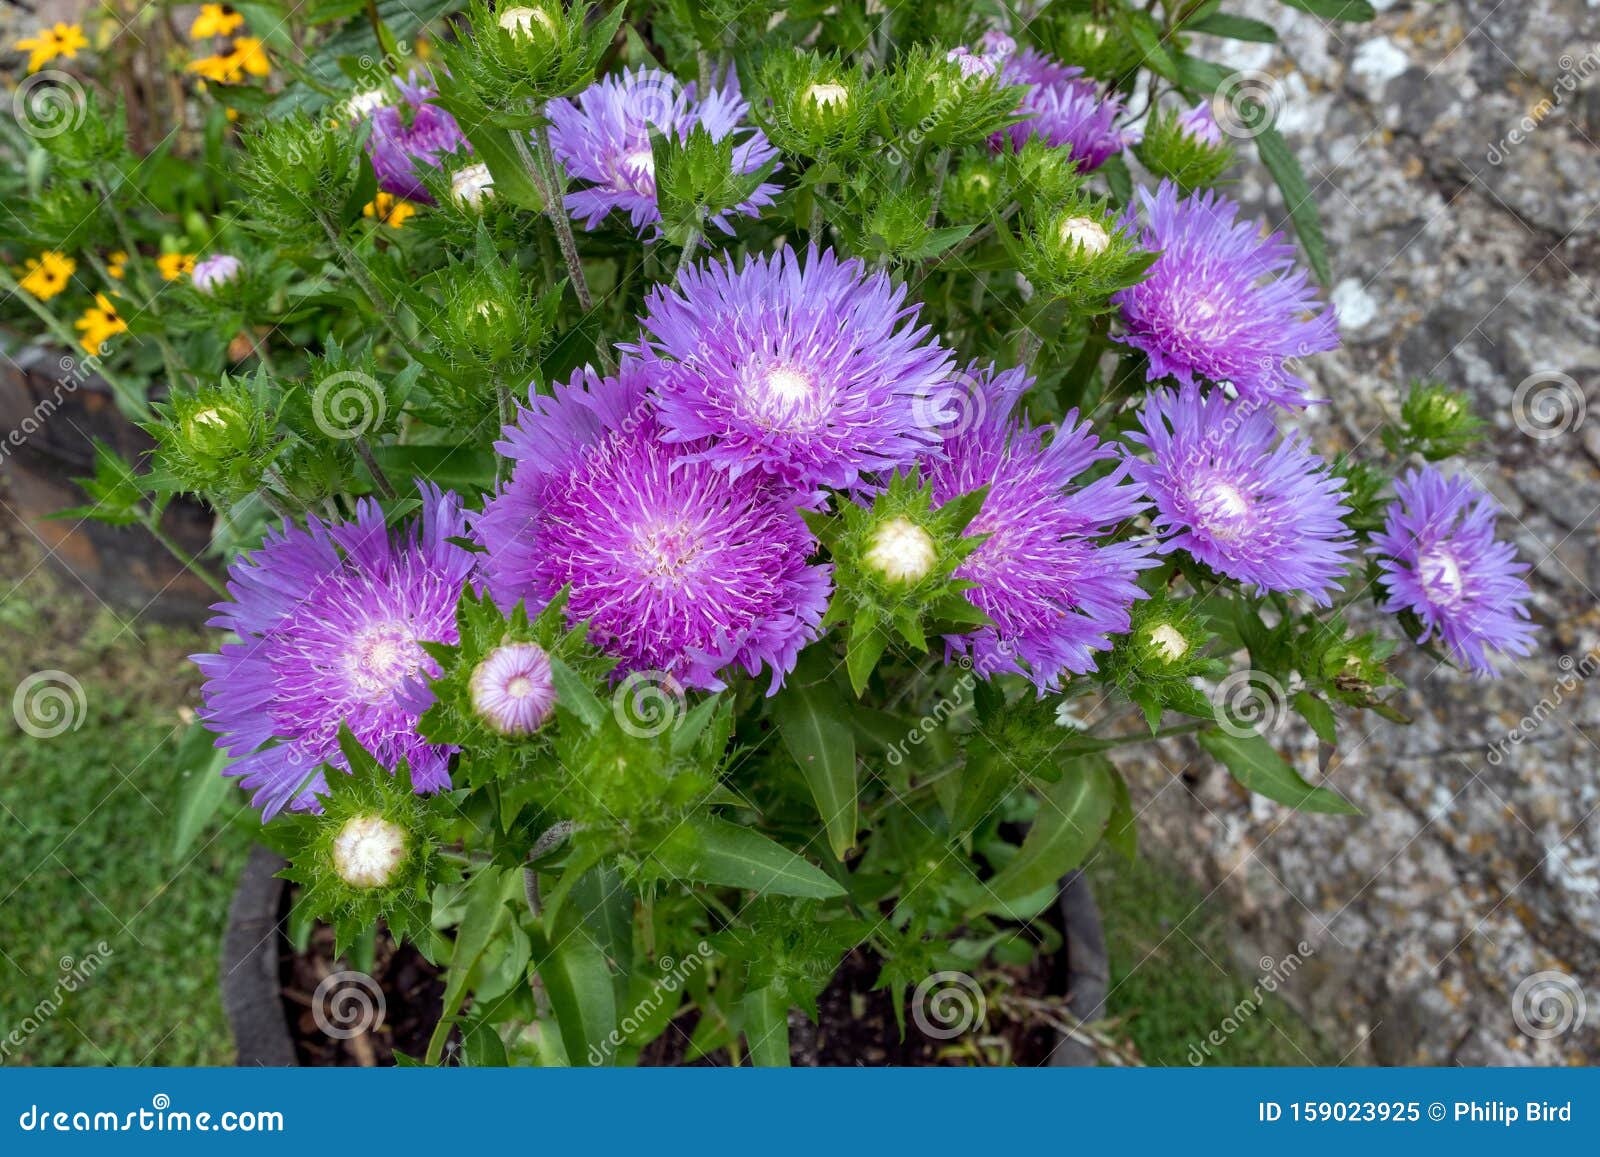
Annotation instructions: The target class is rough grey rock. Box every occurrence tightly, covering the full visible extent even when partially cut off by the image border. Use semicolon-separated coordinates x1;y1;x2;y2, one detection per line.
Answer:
1113;0;1600;1065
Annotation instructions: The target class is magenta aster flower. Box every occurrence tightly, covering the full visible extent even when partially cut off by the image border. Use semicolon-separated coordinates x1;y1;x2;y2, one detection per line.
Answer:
364;72;469;203
469;643;558;735
995;48;1127;171
634;245;955;491
548;65;779;235
924;364;1156;689
193;485;475;818
1113;182;1339;408
1371;466;1535;676
476;361;830;692
1127;386;1353;604
191;253;242;294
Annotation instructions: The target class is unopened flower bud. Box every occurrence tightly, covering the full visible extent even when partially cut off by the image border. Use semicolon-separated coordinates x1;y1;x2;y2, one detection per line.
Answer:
469;642;557;735
864;517;938;584
191;253;243;294
332;814;409;889
1056;215;1110;256
450;162;495;208
498;5;556;39
1147;623;1189;663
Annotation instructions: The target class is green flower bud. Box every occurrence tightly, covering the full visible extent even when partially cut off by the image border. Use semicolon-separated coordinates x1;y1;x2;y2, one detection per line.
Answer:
331;814;410;889
1132;105;1235;194
864;517;938;585
149;376;278;503
1381;381;1485;461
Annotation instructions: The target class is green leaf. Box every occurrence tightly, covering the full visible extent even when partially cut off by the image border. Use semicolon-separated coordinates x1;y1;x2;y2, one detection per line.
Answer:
772;673;859;860
951;734;1015;834
1104;767;1138;862
426;865;510;1064
433;99;547;212
971;757;1115;915
539;936;619;1067
370;444;496;493
1292;690;1338;746
1255;125;1331;285
548;658;607;731
657;815;846;900
1277;0;1376;20
1198;730;1360;814
1188;12;1279;41
170;724;234;861
742;986;792;1067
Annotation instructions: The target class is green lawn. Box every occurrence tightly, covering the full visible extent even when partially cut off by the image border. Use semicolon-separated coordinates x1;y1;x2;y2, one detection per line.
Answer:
1092;853;1333;1066
0;530;254;1066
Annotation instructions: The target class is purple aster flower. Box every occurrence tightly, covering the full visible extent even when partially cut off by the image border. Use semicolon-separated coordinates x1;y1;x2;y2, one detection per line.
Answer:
364;72;470;203
924;363;1156;689
1371;466;1535;676
548;65;779;235
193;484;476;819
470;643;557;735
1127;385;1353;604
191;253;242;294
1113;182;1339;408
946;47;997;80
995;48;1128;171
476;361;830;693
1176;100;1224;146
633;245;955;491
978;29;1017;60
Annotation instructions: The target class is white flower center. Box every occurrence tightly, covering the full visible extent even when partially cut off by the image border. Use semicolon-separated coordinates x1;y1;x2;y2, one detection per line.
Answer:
865;517;938;584
345;88;389;118
498;6;556;38
332;814;408;889
451;162;495;208
1418;545;1465;603
738;361;829;432
1147;623;1189;662
803;82;850;110
1191;477;1253;539
344;621;424;703
1057;215;1110;255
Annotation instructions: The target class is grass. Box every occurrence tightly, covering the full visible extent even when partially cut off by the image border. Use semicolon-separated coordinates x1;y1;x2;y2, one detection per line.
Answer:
0;514;254;1065
1092;853;1333;1066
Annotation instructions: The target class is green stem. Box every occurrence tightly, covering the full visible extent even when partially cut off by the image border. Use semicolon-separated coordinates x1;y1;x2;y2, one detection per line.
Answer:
316;213;428;364
354;437;396;499
532;117;595;312
143;508;227;597
93;180;191;392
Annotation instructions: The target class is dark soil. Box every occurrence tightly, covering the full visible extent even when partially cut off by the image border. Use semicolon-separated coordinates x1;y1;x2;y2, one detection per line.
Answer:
279;898;451;1066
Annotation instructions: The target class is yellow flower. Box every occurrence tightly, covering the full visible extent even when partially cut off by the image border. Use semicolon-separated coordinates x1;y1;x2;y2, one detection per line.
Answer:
75;294;127;355
187;36;270;84
18;251;76;301
107;251;127;280
363;193;417;228
157;252;197;281
189;4;244;39
14;22;88;74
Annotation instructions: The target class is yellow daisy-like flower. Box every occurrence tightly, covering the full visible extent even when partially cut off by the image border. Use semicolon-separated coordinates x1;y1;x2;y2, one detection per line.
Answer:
363;193;417;228
75;293;127;355
187;36;270;84
189;4;244;40
14;22;88;74
107;251;128;280
157;252;198;281
17;251;76;301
